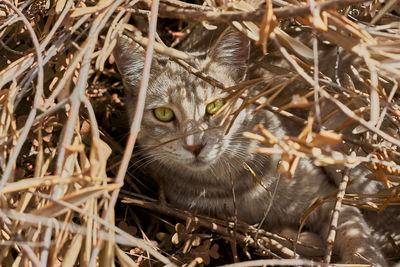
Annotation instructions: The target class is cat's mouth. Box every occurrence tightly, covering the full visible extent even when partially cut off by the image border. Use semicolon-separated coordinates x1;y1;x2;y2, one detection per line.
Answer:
186;158;213;171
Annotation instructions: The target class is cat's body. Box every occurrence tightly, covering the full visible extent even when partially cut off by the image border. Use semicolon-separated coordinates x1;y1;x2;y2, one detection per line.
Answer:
114;27;398;266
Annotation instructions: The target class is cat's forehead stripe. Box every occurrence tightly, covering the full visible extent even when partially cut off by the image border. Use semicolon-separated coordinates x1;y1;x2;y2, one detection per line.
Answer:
166;73;215;103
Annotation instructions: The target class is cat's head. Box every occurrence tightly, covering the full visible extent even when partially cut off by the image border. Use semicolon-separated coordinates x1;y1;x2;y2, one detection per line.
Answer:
114;28;253;175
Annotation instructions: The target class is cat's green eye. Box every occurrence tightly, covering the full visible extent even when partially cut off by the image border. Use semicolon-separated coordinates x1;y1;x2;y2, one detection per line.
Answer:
154;107;174;122
206;99;224;115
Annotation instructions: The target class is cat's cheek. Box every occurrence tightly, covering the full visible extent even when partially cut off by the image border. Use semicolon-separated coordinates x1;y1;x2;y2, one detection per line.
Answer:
197;145;217;161
224;109;249;135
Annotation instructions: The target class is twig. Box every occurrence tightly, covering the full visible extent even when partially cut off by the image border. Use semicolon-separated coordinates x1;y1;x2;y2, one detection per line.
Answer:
0;210;42;267
88;0;175;266
174;57;226;89
0;0;44;194
156;0;367;23
320;88;400;147
54;0;122;179
270;34;314;85
81;95;100;139
369;0;400;25
43;42;87;110
102;0;159;219
217;258;319;267
40;0;74;50
0;53;34;91
255;175;281;239
123;197;299;258
324;168;350;264
160;0;213;11
0;0;34;33
368;63;380;126
0;38;24;55
228;165;239;262
40;226;52;266
15;14;91;110
35;98;70;123
310;0;321;130
271;33;400;147
1;207;171;262
256;240;282;260
376;78;398;130
122;26;193;60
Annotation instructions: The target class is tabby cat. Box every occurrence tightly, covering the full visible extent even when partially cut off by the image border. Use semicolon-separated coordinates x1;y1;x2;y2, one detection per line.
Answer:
114;27;398;266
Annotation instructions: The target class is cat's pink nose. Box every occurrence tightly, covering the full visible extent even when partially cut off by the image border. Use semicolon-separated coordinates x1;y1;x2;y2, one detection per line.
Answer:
183;143;204;156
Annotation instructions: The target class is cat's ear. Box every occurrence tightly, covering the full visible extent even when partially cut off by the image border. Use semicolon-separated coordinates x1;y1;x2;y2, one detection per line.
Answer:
114;35;166;92
208;27;250;82
113;36;145;90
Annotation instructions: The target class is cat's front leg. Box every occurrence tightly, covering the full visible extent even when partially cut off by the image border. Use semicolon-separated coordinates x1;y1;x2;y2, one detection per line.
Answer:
325;205;387;266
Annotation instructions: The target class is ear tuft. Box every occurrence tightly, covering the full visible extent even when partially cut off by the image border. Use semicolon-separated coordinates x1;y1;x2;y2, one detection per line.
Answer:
209;28;250;81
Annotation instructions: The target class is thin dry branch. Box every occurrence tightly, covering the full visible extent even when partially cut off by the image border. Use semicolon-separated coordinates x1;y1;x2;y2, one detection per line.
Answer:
218;259;318;267
54;7;112;184
324;168;350;264
0;0;399;265
0;0;44;194
155;0;367;23
320;89;400;148
88;0;175;266
0;210;42;267
122;196;304;259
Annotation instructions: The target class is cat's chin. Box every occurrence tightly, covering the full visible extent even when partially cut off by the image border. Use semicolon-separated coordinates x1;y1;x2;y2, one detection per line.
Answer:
186;160;212;171
176;158;214;172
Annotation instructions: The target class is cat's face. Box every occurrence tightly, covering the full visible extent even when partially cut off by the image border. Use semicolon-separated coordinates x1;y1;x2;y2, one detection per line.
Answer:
114;29;251;174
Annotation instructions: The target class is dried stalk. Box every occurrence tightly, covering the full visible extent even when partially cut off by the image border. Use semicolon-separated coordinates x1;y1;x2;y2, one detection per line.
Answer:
324;168;350;264
0;0;399;265
218;258;318;267
0;0;44;193
88;0;174;266
156;0;367;23
122;197;301;259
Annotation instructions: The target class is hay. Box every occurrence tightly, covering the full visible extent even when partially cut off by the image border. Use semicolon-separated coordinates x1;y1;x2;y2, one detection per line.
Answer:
0;0;399;266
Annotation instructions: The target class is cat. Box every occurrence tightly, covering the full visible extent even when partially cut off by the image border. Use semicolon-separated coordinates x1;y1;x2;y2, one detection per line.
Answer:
114;27;397;266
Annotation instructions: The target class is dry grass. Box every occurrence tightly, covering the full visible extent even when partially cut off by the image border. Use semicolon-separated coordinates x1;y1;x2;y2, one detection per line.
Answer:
0;0;399;266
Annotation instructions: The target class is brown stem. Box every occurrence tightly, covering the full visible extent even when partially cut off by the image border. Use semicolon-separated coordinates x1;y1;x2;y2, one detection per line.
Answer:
155;0;368;23
324;168;350;264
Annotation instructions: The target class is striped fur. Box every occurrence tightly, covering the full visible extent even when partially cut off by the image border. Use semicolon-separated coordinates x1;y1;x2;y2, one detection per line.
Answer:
114;28;395;266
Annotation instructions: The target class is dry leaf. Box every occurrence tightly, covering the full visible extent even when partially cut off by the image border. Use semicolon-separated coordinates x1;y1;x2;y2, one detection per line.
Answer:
275;28;314;61
256;0;278;54
31;184;121;218
374;168;392;189
310;130;342;146
303;9;328;32
2;175;85;194
89;136;112;178
171;218;201;254
242;131;267;143
65;144;85;153
118;221;138;237
191;239;219;265
279;94;313;110
231;1;260;41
